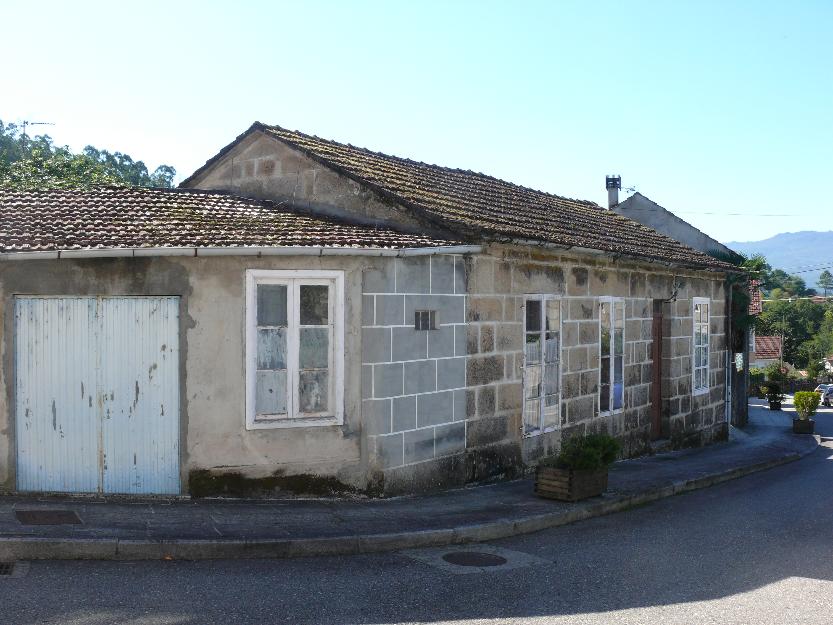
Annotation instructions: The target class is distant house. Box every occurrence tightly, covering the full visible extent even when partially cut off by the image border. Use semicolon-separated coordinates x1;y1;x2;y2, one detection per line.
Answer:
610;191;742;261
751;335;783;369
0;126;739;498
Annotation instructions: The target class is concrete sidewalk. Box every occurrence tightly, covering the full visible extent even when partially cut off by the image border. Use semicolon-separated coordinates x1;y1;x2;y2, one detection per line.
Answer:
0;401;819;561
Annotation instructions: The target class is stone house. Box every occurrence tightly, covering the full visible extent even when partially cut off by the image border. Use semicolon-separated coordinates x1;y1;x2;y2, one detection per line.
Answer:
0;123;737;497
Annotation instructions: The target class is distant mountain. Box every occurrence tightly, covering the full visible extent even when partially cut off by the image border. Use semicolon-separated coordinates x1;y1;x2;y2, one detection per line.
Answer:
725;231;833;290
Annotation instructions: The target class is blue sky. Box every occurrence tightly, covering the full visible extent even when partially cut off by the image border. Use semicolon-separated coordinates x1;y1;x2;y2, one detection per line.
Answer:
3;0;831;244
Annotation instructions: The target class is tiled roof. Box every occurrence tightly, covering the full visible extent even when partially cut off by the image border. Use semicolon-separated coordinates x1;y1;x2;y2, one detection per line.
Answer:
184;123;737;272
748;279;763;315
0;187;460;253
754;335;782;360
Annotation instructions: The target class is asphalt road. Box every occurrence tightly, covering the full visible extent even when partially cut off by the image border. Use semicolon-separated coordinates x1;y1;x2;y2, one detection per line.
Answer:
1;407;832;625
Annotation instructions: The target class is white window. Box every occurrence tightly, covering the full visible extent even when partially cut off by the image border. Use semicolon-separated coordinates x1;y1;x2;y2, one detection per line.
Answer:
522;296;561;436
246;270;344;429
600;298;625;414
693;297;710;395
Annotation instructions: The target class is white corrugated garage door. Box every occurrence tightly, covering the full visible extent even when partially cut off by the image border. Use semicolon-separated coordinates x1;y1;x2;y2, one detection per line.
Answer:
15;296;180;495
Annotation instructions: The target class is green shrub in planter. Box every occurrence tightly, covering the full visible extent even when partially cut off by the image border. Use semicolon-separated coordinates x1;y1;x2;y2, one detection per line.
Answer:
793;391;820;420
536;434;621;501
540;433;621;471
766;383;786;410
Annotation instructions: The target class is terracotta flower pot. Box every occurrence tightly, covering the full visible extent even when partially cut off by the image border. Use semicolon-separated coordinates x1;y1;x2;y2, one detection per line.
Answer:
534;466;608;502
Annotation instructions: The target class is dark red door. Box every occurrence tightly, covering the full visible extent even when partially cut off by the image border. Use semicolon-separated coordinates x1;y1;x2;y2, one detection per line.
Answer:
650;300;663;440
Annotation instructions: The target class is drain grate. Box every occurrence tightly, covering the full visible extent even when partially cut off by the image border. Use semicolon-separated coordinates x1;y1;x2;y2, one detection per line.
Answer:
441;551;508;567
15;509;82;525
0;562;15;576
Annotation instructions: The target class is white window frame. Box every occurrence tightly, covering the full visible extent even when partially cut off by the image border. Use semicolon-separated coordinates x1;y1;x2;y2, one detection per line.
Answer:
245;269;345;429
522;295;562;437
692;297;710;397
599;296;626;415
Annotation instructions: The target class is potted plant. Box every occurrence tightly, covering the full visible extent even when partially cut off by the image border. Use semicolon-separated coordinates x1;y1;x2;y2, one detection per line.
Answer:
792;391;820;434
766;383;786;410
535;433;620;502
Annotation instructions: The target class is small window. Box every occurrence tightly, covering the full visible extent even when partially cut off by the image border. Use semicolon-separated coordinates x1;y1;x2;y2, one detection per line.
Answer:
522;295;561;436
600;298;625;414
693;298;710;395
246;270;344;429
414;310;437;331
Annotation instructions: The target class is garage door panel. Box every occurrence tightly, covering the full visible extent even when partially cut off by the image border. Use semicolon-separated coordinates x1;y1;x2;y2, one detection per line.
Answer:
15;298;99;493
99;297;180;495
15;296;180;495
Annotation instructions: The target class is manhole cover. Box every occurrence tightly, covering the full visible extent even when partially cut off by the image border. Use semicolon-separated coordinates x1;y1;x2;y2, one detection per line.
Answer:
0;562;14;576
15;510;82;525
441;551;508;567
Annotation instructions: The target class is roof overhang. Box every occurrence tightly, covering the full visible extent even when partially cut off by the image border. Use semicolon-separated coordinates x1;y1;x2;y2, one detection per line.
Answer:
0;245;483;262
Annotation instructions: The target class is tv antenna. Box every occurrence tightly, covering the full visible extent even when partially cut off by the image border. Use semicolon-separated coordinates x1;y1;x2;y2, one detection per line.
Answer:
20;120;55;155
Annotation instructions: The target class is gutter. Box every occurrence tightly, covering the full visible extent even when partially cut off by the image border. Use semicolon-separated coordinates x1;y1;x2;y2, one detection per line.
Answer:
0;245;482;262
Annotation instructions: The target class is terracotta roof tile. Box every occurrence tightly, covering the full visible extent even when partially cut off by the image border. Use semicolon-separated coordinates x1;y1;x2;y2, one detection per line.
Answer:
754;335;782;360
0;187;460;253
184;123;737;272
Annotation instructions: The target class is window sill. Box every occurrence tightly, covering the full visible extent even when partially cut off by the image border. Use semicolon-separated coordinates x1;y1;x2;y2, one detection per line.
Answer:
523;425;559;438
600;408;624;417
693;387;710;397
247;415;343;430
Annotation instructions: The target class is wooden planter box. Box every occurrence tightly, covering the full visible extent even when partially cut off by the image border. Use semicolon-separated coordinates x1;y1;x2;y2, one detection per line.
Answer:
534;466;608;502
792;418;815;434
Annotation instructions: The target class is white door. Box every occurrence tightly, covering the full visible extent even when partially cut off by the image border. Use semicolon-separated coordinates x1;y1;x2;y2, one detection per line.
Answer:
15;296;180;494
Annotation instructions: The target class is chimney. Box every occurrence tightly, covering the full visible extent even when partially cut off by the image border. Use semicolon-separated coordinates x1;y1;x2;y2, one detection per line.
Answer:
606;175;621;208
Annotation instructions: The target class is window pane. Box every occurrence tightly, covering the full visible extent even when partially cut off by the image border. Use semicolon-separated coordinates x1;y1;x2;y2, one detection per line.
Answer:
600;356;610;385
543;363;559;396
526;299;541;332
523;399;541;433
257;328;287;370
613;356;624;411
701;304;709;320
524;365;541;399
257;284;287;326
600;383;610;413
544;332;559;363
299;327;329;369
542;397;559;429
300;285;329;325
525;333;541;364
614;302;625;329
299;370;329;413
694;303;702;323
256;369;287;415
545;299;560;332
614;328;624;356
600;302;611;357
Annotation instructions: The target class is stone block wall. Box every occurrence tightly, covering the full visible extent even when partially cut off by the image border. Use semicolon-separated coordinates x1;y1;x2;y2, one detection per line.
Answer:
363;246;729;494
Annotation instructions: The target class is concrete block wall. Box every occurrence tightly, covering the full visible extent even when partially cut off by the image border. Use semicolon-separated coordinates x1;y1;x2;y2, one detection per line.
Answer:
362;254;470;492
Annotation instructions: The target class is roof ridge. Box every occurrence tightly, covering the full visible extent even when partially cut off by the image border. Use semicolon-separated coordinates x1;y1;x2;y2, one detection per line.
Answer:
261;123;600;208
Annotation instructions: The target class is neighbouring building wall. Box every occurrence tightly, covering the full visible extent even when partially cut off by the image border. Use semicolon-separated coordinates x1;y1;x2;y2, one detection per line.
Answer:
364;245;729;494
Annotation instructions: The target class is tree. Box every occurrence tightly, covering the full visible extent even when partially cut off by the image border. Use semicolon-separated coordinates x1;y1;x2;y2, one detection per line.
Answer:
757;298;827;367
818;270;833;298
0;119;176;189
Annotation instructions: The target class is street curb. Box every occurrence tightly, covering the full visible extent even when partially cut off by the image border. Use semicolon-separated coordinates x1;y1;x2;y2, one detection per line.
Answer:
0;435;819;561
